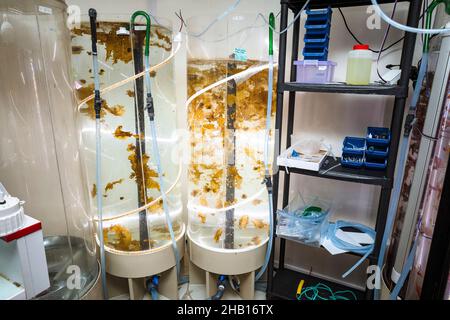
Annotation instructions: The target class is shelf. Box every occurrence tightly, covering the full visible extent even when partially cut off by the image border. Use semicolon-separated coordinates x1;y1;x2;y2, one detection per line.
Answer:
279;82;406;97
279;155;391;187
269;268;366;300
281;0;411;10
276;234;377;260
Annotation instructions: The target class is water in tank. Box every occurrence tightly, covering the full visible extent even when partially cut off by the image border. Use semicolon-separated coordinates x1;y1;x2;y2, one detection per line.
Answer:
186;14;277;251
71;14;183;253
0;0;98;299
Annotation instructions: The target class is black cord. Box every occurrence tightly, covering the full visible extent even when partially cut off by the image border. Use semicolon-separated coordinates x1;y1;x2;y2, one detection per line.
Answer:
338;2;431;55
376;0;399;82
337;7;401;54
175;9;187;32
414;125;439;141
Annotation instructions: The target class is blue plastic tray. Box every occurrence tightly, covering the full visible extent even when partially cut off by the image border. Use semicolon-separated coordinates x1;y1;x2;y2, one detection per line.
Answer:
366;127;391;146
343;137;366;156
306;8;333;17
341;152;364;168
304;34;330;47
305;23;331;31
365;156;387;170
366;145;389;158
303;47;329;61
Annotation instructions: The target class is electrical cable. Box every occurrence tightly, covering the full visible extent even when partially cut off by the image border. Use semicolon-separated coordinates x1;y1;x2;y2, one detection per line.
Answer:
377;0;399;83
89;7;108;300
338;2;434;54
337;7;403;54
327;221;376;278
130;11;181;278
413;125;439;141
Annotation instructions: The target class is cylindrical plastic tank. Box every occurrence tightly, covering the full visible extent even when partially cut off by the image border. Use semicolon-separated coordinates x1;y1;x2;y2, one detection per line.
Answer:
71;14;182;253
0;0;98;299
186;14;277;251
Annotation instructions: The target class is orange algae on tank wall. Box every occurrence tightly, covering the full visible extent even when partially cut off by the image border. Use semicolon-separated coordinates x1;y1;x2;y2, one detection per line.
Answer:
71;17;182;253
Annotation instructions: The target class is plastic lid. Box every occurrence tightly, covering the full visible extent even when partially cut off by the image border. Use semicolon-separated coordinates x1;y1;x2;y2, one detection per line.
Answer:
353;44;370;50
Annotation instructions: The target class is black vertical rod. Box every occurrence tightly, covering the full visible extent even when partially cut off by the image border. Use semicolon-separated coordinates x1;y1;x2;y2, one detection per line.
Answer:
132;30;150;250
373;0;422;259
279;11;301;270
421;157;450;299
267;2;289;298
225;60;237;249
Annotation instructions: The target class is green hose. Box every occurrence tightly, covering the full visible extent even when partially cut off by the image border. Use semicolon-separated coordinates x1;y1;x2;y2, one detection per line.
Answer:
269;13;275;56
130;11;151;58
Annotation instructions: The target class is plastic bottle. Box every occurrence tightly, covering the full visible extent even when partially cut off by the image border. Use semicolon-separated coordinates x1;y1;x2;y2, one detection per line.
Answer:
346;44;372;85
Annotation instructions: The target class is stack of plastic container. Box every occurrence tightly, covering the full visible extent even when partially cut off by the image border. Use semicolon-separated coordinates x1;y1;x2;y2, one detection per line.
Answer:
340;127;391;170
294;7;336;84
341;137;366;168
303;7;332;61
365;127;390;170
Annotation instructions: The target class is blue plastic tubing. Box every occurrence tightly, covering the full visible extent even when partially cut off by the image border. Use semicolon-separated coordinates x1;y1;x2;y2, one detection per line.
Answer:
374;52;429;300
139;13;181;278
328;221;376;278
255;52;274;282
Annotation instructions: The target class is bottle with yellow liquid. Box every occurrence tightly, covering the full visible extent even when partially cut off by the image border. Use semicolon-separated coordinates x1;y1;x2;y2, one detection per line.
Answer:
346;44;372;85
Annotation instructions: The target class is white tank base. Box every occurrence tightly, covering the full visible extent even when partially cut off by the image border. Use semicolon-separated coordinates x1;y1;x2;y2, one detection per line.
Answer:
99;224;186;300
188;231;267;300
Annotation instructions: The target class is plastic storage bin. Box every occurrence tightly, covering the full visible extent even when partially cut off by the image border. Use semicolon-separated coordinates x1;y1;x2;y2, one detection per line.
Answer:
341;152;364;168
276;195;330;247
304;32;329;47
366;144;389;158
294;60;337;84
342;137;366;156
365;156;387;170
303;8;332;61
366;127;391;146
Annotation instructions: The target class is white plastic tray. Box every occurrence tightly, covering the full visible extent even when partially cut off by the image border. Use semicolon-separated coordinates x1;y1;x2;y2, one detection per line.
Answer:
277;141;328;172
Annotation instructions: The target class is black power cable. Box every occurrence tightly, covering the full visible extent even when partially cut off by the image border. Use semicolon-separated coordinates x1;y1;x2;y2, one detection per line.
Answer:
338;3;432;54
337;7;402;53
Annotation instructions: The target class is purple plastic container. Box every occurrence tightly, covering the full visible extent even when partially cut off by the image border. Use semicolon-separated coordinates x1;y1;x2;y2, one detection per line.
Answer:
294;60;337;84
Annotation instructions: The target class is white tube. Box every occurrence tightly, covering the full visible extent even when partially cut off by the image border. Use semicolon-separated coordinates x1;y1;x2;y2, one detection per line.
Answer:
371;0;450;34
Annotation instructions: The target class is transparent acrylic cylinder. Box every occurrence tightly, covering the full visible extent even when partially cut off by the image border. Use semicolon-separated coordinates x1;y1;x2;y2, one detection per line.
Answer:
186;14;277;251
71;15;182;253
0;0;98;299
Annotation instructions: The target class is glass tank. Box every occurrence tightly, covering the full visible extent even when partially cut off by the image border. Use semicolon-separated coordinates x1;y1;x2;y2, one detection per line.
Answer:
0;0;98;299
186;14;277;251
71;14;182;253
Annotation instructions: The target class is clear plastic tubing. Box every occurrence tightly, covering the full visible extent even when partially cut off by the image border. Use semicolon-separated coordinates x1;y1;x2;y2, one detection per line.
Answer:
346;44;372;85
370;0;450;34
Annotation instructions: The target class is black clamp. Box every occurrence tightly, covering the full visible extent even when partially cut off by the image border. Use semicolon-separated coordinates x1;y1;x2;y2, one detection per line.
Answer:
404;112;416;137
263;175;273;194
145;92;155;120
94;90;102;119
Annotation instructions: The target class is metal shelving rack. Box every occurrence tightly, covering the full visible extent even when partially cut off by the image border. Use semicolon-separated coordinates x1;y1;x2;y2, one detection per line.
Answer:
267;0;423;300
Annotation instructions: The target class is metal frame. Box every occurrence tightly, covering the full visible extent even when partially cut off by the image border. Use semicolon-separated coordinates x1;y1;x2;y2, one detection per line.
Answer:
267;0;422;300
